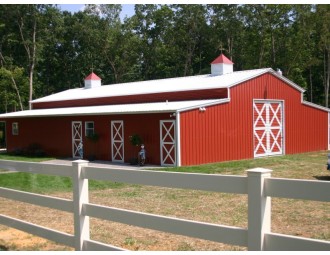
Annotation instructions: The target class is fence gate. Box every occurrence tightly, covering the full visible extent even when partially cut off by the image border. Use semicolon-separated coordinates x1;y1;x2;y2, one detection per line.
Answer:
253;100;284;157
72;121;83;159
111;120;124;162
160;120;176;166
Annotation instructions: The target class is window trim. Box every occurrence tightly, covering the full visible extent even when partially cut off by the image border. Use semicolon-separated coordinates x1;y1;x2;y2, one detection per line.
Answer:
12;122;19;135
85;121;94;137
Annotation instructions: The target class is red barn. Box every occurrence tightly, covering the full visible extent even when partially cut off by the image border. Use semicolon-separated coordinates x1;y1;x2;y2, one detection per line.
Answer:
0;54;329;166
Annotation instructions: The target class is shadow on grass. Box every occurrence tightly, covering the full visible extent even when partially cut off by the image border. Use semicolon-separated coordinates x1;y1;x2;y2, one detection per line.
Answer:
313;175;330;181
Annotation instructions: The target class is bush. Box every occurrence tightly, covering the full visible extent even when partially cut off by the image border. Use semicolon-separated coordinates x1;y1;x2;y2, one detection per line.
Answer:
129;134;143;146
26;143;46;157
10;143;46;157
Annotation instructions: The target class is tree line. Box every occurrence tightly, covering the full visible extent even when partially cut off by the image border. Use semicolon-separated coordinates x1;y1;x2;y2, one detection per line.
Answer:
0;4;329;113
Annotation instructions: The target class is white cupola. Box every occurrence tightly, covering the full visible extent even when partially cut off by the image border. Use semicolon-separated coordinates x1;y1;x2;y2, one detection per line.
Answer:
211;54;234;76
84;72;101;89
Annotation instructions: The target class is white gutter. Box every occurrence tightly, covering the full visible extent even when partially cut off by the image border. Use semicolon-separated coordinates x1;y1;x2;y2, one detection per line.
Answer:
176;98;230;113
175;111;181;167
302;98;330;112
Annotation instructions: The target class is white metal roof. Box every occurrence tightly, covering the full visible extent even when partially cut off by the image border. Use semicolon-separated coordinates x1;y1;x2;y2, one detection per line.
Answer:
0;99;229;118
32;68;297;104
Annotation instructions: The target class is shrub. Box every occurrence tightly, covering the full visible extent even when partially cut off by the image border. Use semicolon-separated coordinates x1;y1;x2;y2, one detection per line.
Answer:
10;144;46;157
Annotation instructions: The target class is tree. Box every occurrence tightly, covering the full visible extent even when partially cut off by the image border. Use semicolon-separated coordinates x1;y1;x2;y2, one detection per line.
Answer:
208;5;245;69
15;5;40;109
315;5;330;107
170;4;209;76
0;4;329;113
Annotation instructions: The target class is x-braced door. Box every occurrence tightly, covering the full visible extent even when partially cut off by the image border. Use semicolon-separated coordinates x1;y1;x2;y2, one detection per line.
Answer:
72;121;83;159
111;120;124;162
160;120;176;166
328;112;330;150
253;100;284;157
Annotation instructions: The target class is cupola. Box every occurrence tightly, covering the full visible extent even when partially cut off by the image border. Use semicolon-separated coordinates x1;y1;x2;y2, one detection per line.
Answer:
211;54;234;76
84;72;101;89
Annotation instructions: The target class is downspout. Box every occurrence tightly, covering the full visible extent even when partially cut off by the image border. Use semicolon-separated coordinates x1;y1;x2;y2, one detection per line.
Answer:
174;98;231;167
175;111;181;167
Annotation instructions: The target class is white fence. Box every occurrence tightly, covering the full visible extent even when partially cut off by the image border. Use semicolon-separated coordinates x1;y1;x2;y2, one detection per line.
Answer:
0;159;329;251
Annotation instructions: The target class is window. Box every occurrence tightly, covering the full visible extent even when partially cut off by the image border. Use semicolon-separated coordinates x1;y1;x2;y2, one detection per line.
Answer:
12;122;19;135
85;121;94;137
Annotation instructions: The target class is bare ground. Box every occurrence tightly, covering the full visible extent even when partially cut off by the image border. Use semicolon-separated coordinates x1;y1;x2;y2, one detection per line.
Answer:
0;185;329;251
0;151;329;251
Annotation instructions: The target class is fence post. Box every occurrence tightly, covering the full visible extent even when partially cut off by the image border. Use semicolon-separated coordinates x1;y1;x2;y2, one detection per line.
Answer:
72;159;90;251
246;168;272;251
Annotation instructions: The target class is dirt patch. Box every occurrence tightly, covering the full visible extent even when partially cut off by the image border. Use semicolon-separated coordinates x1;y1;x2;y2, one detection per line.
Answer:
0;228;72;251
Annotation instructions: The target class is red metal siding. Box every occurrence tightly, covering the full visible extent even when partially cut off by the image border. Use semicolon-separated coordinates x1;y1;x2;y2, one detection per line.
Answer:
4;113;171;165
180;73;328;166
32;88;228;109
5;117;72;158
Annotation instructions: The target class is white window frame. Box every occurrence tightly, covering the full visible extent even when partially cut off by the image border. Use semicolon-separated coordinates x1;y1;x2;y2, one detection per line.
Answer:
12;122;19;135
85;121;95;137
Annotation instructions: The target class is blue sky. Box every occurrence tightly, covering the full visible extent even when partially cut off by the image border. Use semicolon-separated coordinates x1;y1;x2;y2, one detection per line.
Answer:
58;4;135;20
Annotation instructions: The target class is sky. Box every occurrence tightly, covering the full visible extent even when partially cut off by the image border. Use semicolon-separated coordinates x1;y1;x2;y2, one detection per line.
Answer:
58;4;135;20
7;0;318;5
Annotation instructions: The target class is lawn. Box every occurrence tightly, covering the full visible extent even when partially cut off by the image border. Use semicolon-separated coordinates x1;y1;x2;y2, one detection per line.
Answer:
0;151;329;251
0;154;54;162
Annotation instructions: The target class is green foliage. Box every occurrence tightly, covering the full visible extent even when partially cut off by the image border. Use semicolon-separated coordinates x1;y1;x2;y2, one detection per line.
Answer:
86;132;100;142
0;4;329;112
129;134;143;146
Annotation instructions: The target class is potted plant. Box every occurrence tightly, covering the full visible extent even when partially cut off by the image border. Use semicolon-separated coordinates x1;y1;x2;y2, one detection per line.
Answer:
86;133;100;161
129;134;143;165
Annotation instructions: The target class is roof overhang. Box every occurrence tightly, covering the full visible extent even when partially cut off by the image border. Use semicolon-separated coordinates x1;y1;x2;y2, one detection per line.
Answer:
302;100;330;112
0;99;229;119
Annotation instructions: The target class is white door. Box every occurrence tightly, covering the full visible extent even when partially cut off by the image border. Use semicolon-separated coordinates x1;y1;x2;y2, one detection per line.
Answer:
0;121;6;149
253;100;284;157
111;120;124;162
328;112;330;150
72;121;83;159
160;120;176;166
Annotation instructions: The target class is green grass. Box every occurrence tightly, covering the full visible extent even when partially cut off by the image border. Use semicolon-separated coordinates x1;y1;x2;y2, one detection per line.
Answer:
0;153;125;193
0;151;329;194
0;153;54;162
0;172;125;194
161;151;329;177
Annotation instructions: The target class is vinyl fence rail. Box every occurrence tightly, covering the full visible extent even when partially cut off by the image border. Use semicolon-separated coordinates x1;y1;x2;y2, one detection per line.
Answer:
0;159;329;251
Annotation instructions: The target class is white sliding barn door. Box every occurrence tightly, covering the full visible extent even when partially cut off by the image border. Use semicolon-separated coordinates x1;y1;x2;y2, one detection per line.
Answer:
253;100;284;157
